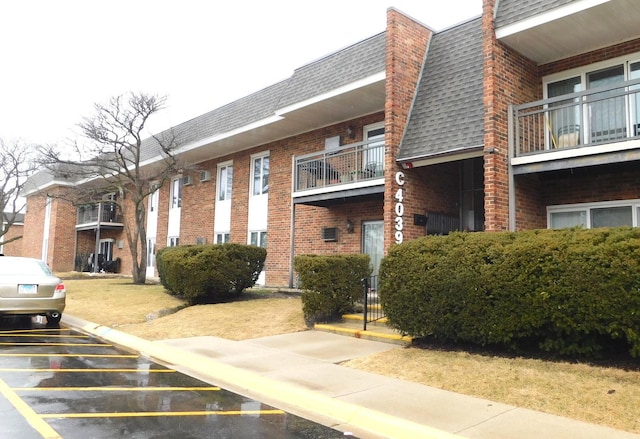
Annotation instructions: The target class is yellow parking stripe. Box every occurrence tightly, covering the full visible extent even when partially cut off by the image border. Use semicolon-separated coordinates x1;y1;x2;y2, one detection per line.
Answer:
0;342;111;347
41;409;285;419
0;334;89;338
0;353;138;358
0;377;62;439
0;328;71;334
15;386;221;391
0;368;175;373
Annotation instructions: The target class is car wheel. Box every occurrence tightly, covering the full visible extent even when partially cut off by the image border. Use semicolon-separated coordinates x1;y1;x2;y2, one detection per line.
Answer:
46;312;62;325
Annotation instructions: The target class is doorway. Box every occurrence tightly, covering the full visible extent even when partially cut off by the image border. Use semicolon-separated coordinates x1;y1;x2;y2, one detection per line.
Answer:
362;220;383;289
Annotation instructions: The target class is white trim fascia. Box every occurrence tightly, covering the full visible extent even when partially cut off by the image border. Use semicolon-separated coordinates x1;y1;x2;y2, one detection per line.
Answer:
399;147;484;168
496;0;609;39
21;179;76;197
138;115;284;169
275;71;386;116
292;178;383;199
511;139;640;166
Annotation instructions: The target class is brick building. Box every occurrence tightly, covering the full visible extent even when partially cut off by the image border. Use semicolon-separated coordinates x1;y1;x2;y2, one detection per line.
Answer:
21;2;640;287
1;213;24;256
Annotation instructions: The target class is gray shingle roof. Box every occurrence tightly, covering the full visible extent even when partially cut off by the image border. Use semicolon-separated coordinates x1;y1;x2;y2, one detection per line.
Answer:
140;80;291;162
495;0;576;28
398;17;484;163
277;32;386;109
28;31;387;189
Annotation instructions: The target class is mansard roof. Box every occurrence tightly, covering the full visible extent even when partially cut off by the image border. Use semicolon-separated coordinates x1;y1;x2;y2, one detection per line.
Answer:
398;17;484;164
495;0;576;28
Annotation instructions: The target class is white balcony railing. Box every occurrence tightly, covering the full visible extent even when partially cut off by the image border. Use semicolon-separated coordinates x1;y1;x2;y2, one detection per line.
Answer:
293;139;384;193
511;77;640;158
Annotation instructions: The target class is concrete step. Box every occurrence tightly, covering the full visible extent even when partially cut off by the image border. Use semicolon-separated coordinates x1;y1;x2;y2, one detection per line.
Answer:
314;316;412;346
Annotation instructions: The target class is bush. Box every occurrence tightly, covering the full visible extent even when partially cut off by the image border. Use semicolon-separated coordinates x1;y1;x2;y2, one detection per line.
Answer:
379;227;640;359
156;244;266;304
294;254;371;325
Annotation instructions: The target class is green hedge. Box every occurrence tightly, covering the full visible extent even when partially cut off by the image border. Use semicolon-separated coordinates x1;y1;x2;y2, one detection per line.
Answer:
156;244;266;304
294;254;371;325
379;228;640;358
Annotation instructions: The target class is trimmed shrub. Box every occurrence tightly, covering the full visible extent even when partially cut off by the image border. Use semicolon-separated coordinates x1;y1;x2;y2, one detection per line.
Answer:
156;244;266;304
379;227;640;359
295;254;371;325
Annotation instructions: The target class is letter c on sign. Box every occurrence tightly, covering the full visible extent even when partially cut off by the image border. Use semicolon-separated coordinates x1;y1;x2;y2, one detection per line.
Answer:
395;171;405;186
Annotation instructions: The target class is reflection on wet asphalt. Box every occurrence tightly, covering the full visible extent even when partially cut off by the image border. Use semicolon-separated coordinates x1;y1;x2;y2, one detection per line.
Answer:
0;317;352;438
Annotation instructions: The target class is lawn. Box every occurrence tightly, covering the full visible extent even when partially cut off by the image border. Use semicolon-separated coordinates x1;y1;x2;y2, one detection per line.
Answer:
62;276;640;434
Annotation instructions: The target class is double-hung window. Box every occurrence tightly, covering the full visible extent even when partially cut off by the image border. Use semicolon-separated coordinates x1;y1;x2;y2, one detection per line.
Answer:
218;164;233;201
252;155;269;196
171;177;182;209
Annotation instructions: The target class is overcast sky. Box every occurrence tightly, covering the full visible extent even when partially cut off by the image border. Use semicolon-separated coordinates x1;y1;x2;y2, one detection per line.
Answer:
0;1;481;146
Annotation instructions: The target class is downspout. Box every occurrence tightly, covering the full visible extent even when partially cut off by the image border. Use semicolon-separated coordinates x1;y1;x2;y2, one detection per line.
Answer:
93;202;102;273
288;155;296;288
507;104;516;231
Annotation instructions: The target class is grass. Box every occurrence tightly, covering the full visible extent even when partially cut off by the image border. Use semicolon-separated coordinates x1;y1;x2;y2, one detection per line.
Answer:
61;275;640;434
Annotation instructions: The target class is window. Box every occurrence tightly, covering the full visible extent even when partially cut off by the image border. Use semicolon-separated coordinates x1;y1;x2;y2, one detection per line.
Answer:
548;200;639;229
218;164;233;201
252;155;269;196
171;177;182;209
149;183;159;212
250;231;267;248
216;233;230;244
146;239;156;267
168;237;180;247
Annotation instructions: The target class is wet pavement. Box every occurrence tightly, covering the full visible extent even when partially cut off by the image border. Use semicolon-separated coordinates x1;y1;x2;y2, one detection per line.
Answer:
0;317;352;438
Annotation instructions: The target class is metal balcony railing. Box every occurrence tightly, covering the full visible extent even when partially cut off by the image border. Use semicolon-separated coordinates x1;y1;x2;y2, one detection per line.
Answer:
511;77;640;158
77;202;123;226
293;139;385;192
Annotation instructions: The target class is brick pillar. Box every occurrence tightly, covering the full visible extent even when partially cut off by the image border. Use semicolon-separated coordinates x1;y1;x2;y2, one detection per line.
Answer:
383;8;432;252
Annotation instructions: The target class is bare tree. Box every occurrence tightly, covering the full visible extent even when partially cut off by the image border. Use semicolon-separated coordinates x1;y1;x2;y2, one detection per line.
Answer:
0;138;38;246
40;92;187;284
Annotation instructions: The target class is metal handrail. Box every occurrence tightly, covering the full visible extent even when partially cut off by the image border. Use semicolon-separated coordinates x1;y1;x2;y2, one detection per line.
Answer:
512;77;640;157
294;140;385;192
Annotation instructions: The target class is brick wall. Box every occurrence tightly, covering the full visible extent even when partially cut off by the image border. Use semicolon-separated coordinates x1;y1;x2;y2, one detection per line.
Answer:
542;163;640;207
483;0;541;231
155;113;385;287
1;223;23;256
22;195;46;260
383;8;432;251
539;38;640;77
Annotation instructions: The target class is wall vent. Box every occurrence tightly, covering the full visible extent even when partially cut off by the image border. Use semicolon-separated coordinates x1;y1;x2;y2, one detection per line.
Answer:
199;170;211;182
321;227;338;242
182;175;193;186
196;237;207;245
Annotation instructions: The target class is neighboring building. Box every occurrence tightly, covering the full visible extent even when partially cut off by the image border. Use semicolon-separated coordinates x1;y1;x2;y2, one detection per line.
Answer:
1;212;24;256
21;1;640;287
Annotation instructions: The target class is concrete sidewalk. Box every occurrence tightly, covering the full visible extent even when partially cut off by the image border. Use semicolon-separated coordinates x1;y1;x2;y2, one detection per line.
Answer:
64;315;640;439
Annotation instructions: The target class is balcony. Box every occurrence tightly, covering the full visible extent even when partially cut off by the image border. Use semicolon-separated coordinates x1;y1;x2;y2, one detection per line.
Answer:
76;202;124;230
510;78;640;174
293;139;385;206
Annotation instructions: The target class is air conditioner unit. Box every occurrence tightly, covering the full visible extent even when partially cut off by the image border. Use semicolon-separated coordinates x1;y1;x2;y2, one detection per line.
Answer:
321;227;338;242
199;170;211;182
182;175;193;186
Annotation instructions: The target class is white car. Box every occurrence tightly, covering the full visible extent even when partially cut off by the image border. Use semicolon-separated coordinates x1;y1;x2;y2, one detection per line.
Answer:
0;256;66;324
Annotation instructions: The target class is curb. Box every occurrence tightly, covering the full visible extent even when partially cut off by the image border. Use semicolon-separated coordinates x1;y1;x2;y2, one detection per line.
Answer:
314;323;413;346
62;314;459;439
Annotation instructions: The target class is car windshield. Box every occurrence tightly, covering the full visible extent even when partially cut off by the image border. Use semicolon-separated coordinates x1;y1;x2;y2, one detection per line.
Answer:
0;258;53;276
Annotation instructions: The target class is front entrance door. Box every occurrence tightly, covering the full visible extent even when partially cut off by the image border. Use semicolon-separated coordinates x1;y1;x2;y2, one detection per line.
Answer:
362;221;383;290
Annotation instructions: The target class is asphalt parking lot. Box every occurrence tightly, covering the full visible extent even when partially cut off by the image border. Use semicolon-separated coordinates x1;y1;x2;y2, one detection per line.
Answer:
0;317;351;438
